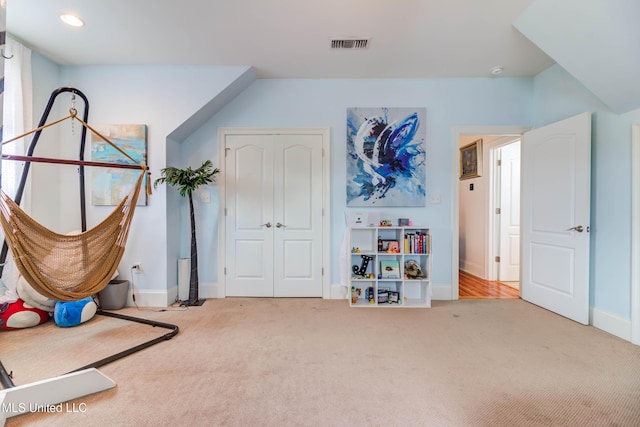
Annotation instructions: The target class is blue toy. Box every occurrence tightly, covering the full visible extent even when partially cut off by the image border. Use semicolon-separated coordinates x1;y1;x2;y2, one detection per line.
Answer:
54;296;98;327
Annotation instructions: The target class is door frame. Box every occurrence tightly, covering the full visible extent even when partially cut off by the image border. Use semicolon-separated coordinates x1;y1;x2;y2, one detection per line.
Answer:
452;126;530;300
630;123;640;345
217;127;331;299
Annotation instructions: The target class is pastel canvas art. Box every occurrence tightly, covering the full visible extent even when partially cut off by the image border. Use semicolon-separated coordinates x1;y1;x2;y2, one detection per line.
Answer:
91;124;148;206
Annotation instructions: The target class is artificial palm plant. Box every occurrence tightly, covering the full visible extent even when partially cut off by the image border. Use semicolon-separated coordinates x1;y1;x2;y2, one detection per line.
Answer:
154;160;219;306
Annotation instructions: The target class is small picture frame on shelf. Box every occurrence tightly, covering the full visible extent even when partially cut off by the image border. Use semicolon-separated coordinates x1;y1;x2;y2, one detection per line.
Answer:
380;240;394;251
380;260;400;279
389;291;399;303
387;241;400;253
377;288;389;304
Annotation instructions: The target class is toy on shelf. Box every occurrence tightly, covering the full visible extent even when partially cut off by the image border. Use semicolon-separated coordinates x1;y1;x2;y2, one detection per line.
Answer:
352;254;373;277
351;287;362;304
379;219;392;227
404;260;424;279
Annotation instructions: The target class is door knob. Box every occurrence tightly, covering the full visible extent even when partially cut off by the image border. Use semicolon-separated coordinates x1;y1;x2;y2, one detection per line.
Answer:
262;222;272;228
567;225;584;232
276;222;287;228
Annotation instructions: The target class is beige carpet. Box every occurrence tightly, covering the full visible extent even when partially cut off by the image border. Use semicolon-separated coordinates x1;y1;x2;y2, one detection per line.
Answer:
3;298;640;426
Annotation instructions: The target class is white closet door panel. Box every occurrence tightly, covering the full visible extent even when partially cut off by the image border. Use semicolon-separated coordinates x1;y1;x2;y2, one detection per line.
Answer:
225;137;274;297
274;135;323;297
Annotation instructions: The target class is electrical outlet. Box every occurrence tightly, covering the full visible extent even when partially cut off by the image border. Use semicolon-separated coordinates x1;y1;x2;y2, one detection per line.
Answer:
132;263;142;273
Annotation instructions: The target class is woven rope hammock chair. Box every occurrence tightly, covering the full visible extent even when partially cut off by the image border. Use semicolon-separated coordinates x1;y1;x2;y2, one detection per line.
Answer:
0;108;151;301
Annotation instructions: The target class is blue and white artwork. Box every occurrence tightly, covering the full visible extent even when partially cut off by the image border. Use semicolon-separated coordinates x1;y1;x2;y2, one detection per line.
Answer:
347;107;426;207
91;124;148;206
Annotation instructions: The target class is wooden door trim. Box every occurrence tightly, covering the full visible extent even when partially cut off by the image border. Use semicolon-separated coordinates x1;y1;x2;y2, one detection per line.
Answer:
217;127;331;299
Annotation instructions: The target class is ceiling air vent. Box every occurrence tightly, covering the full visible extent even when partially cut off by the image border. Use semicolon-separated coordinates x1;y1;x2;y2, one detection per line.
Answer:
331;38;369;49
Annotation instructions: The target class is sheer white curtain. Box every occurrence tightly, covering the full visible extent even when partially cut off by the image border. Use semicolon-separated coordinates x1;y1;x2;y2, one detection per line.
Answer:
0;35;32;298
3;35;33;202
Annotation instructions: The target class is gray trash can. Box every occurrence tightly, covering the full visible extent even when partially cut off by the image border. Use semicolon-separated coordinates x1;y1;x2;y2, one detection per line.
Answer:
98;279;129;310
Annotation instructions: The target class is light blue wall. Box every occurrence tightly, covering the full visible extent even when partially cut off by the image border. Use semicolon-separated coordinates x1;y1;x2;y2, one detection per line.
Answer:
30;60;639;324
29;53;62;230
37;65;252;305
532;64;640;319
182;78;534;289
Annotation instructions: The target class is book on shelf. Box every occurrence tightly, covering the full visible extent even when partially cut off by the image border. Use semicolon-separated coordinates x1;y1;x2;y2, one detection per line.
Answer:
403;231;430;254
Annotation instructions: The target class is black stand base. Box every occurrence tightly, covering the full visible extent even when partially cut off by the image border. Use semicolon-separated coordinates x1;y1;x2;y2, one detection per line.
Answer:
1;310;179;390
182;299;206;307
70;310;179;373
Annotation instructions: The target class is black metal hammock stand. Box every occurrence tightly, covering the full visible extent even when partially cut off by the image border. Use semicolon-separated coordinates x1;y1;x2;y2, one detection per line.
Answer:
0;87;179;416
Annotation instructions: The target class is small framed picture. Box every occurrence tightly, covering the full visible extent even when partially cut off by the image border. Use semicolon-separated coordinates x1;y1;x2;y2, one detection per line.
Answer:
380;240;394;252
387;241;400;253
459;138;483;180
377;289;389;304
388;291;399;303
380;260;400;279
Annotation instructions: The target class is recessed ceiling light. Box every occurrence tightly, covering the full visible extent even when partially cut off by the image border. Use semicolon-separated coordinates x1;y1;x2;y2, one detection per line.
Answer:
60;13;85;27
490;66;504;76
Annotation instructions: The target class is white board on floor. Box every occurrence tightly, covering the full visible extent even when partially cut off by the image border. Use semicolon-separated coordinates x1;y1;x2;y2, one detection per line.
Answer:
0;368;115;424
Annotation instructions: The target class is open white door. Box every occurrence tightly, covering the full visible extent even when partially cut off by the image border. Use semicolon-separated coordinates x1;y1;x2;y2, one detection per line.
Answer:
498;141;521;282
521;113;591;324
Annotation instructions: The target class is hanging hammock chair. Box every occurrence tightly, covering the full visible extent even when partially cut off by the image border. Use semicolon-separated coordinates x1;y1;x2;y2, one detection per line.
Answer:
0;90;179;423
0;107;151;301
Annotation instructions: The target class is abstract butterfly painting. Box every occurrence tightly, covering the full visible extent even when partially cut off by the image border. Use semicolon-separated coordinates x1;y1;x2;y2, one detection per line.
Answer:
346;107;426;207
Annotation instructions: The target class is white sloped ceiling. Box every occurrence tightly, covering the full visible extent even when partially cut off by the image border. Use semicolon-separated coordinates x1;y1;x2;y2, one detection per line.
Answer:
515;0;640;114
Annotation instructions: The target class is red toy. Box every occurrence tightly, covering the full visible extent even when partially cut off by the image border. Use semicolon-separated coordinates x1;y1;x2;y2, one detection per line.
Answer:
0;299;52;330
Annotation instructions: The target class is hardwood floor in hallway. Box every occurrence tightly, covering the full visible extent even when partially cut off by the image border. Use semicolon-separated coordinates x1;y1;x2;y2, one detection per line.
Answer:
459;270;520;299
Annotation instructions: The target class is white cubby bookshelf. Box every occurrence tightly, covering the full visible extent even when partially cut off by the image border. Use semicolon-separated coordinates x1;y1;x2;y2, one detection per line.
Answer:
348;226;431;308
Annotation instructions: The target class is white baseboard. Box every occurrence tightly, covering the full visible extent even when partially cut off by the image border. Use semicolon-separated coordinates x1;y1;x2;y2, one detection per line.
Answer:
590;307;632;342
330;284;348;300
431;283;453;300
131;282;220;307
166;283;342;302
199;282;222;299
126;290;171;308
459;262;485;279
157;282;222;306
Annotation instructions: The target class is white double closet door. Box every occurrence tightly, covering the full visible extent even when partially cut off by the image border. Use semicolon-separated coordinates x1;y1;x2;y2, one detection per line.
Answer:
225;132;324;297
